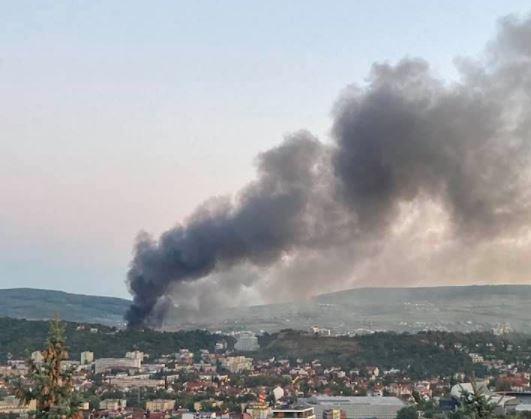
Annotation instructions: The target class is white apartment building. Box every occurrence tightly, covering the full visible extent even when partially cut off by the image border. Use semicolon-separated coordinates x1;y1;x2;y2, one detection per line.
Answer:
235;332;259;352
220;356;253;373
80;351;94;365
95;357;141;374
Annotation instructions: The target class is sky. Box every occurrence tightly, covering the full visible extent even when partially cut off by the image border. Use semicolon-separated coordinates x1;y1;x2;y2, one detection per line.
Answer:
1;1;531;299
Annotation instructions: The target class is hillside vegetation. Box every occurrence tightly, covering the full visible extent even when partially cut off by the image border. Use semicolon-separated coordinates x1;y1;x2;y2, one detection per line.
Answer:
2;285;531;334
0;288;130;326
170;284;531;333
256;329;531;379
0;317;232;362
1;318;530;380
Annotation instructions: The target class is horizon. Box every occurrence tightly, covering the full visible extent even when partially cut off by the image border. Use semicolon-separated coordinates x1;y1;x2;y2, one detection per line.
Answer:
2;282;531;302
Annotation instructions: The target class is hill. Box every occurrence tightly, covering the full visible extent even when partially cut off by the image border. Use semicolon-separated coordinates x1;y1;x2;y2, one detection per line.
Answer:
0;317;231;362
254;328;531;379
164;284;531;334
0;288;130;326
2;285;531;333
1;317;529;380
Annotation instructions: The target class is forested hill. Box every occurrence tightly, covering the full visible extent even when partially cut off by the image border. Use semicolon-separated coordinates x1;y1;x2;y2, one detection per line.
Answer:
255;329;531;379
1;318;529;381
0;288;129;326
0;317;232;362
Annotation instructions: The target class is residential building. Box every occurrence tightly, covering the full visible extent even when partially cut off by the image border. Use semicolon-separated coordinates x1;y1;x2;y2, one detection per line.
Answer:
126;350;144;362
99;399;127;411
220;356;253;373
271;406;316;419
95;357;141;374
235;333;259;352
80;351;94;365
0;396;36;415
30;351;43;363
146;399;176;412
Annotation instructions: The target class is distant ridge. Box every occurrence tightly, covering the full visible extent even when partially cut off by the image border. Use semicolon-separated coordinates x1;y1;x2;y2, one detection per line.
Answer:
0;288;130;326
164;284;531;333
2;284;531;332
315;284;531;302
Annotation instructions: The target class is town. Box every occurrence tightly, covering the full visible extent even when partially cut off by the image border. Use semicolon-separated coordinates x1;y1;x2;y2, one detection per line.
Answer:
0;320;530;418
4;0;531;417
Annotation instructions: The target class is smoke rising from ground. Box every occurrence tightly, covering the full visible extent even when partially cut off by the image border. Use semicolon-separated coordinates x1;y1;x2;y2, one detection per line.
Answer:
126;14;531;328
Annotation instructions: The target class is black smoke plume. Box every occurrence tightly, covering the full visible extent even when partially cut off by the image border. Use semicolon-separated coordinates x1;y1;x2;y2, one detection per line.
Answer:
126;14;531;328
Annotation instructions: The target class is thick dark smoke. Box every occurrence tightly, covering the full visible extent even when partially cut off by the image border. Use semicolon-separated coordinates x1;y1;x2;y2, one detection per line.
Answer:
126;133;334;327
126;14;531;328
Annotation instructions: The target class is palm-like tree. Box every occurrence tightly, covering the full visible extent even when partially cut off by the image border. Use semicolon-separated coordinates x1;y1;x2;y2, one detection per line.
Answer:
457;380;496;419
15;317;81;418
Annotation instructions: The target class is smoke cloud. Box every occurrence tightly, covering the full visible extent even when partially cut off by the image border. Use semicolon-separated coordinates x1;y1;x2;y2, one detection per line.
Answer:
126;14;531;328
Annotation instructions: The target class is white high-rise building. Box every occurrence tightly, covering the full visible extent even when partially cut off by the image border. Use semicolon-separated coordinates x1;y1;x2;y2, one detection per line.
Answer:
126;350;144;361
219;356;252;373
30;351;44;363
80;351;94;365
235;332;259;352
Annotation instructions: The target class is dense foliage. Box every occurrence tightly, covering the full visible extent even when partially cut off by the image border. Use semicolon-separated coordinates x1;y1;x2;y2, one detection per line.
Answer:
0;317;233;362
257;329;531;379
1;318;530;381
14;319;81;418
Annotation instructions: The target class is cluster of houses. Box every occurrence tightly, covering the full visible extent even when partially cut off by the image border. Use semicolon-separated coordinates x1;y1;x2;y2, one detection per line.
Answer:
0;333;530;418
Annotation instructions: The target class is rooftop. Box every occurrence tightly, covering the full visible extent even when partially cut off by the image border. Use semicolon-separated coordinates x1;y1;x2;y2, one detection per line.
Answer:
305;396;404;406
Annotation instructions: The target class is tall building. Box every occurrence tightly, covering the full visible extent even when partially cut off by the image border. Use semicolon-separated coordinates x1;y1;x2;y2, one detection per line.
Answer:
80;351;94;365
235;332;259;352
125;350;144;361
30;351;44;363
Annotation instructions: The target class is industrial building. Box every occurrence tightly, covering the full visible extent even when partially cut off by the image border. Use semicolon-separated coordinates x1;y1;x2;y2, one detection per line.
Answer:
302;395;404;419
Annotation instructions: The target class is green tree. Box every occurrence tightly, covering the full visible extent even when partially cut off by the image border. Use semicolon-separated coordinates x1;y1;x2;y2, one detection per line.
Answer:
412;390;438;418
396;405;418;419
14;318;81;418
456;381;496;419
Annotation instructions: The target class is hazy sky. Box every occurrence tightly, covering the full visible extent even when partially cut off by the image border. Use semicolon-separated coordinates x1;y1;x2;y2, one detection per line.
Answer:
1;1;530;298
